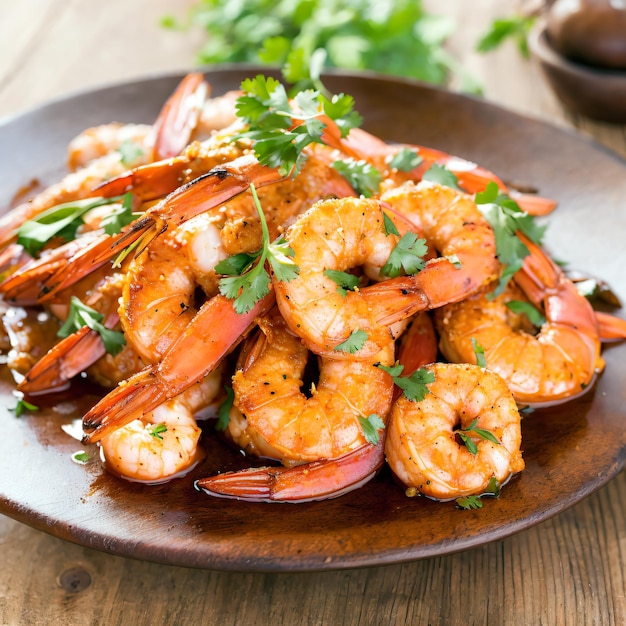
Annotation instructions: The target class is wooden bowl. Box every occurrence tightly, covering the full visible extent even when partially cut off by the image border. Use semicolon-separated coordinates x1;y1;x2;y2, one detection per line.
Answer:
528;17;626;123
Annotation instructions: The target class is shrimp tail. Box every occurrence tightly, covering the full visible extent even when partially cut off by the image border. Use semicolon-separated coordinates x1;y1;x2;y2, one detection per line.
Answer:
596;311;626;342
18;325;104;394
195;440;385;503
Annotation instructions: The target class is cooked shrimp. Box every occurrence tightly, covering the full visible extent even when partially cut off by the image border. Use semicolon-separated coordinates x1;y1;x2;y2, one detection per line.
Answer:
276;183;499;357
435;235;603;406
98;373;222;484
226;309;394;464
386;362;524;500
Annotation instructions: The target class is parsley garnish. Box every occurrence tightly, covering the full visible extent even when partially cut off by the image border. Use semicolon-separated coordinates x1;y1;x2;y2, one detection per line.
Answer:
17;195;129;257
231;75;361;176
475;181;547;296
455;495;483;510
216;384;234;431
216;183;299;313
148;424;168;440
380;233;427;278
331;158;382;197
471;338;486;368
422;163;462;190
118;139;145;166
100;193;139;235
457;418;501;455
57;296;126;356
388;147;423;172
323;269;361;297
377;363;435;402
9;397;39;417
506;300;546;327
334;329;368;354
71;451;91;465
359;414;385;445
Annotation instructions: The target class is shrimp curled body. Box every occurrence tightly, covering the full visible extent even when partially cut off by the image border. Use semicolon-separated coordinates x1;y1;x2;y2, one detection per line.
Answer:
386;363;524;500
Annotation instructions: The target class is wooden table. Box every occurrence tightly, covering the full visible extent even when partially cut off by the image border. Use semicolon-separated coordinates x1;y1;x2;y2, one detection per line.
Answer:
0;1;624;624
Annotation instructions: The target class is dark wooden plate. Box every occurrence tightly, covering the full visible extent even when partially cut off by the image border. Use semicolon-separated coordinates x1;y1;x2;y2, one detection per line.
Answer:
0;67;624;572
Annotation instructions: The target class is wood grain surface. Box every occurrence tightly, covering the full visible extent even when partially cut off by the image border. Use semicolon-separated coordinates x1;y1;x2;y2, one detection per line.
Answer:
0;1;624;625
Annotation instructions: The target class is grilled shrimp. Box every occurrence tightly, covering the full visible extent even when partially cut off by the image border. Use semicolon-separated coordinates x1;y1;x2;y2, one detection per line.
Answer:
386;362;524;500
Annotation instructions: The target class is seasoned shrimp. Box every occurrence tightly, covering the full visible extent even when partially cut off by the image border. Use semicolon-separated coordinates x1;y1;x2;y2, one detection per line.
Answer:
386;362;524;500
435;234;602;405
226;309;394;464
275;183;499;357
98;373;222;483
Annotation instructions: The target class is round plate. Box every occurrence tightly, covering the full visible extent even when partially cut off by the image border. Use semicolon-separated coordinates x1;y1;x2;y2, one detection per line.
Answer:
0;67;624;572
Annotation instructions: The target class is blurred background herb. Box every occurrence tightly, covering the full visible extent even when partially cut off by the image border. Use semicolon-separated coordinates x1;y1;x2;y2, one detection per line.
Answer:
161;0;481;93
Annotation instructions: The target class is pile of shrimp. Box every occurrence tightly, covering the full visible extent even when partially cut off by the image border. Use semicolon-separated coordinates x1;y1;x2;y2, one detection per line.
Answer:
1;73;625;505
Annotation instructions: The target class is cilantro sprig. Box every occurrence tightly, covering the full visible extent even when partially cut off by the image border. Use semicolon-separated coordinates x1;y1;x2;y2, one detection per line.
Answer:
331;158;382;197
216;384;235;431
334;329;368;354
359;414;385;445
456;419;501;455
216;183;299;313
422;163;461;190
323;269;361;297
148;424;168;440
475;181;547;296
389;147;423;172
377;362;435;402
471;338;486;368
380;233;427;278
17;195;133;257
57;296;126;356
455;477;501;509
9;397;39;417
232;75;361;176
506;300;546;327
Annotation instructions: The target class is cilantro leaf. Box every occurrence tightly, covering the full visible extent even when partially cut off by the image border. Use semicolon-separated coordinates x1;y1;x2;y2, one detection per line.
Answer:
323;269;361;297
334;329;368;354
383;212;400;236
331;158;382;197
457;418;501;455
422;163;461;190
471;338;486;368
217;183;299;313
100;193;138;235
389;147;423;172
377;363;435;402
380;233;427;278
476;15;535;59
476;182;547;296
232;75;361;176
71;451;91;465
9;397;39;417
148;423;168;440
216;385;234;431
17;196;125;257
57;296;126;356
359;414;385;445
505;300;546;327
455;495;483;510
118;140;145;166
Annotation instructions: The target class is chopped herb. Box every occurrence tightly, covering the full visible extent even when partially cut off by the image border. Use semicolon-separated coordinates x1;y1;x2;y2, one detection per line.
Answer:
380;233;427;278
476;14;535;59
377;362;435;402
331;158;382;197
422;163;461;190
485;476;501;496
323;269;361;297
383;212;400;236
148;423;168;440
231;75;361;176
10;397;39;417
388;147;423;172
17;196;125;257
471;338;486;368
334;329;368;354
446;254;462;269
71;451;91;465
475;181;547;296
359;414;385;445
118;139;145;166
455;495;483;510
100;193;139;235
57;296;126;356
457;418;501;455
217;183;299;313
506;299;546;327
216;384;234;431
